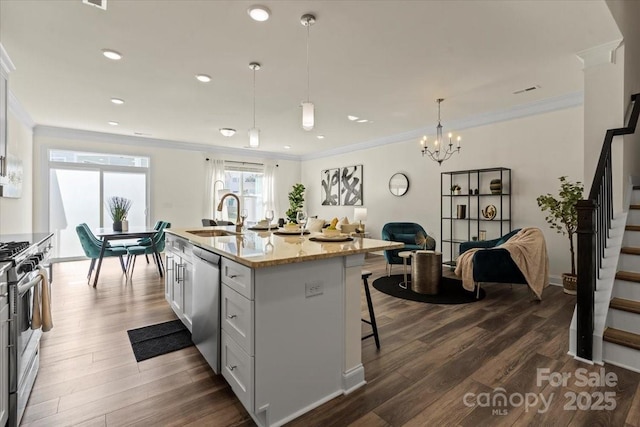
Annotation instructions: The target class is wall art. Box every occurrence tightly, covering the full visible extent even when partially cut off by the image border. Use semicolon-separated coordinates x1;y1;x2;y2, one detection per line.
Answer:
321;168;340;205
341;164;363;206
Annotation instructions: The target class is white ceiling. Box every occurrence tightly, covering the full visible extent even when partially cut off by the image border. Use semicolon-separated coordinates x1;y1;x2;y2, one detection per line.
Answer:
0;0;621;157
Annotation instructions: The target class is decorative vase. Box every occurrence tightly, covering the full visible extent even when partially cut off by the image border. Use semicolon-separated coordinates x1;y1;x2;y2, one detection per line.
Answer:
490;179;502;194
562;273;577;295
122;219;129;232
456;204;466;219
453;189;460;196
113;221;123;232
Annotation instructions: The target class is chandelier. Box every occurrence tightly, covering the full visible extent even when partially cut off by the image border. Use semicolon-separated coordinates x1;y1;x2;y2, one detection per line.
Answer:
420;98;461;165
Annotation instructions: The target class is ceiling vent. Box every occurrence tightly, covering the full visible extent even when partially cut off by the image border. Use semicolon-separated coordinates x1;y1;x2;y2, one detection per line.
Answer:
513;85;540;95
83;0;107;10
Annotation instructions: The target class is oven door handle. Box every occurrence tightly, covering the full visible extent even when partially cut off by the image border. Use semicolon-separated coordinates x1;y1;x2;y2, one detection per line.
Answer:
18;274;43;296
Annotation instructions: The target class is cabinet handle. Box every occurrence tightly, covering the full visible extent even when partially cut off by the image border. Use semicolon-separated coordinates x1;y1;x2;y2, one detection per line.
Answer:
0;292;7;298
228;365;237;371
226;314;237;319
176;263;185;283
228;274;238;279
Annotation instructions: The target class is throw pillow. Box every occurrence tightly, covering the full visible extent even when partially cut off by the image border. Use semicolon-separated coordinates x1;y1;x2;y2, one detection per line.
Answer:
306;218;326;232
336;217;350;231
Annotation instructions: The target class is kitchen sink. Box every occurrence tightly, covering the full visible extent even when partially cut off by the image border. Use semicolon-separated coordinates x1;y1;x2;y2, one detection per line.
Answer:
186;229;241;237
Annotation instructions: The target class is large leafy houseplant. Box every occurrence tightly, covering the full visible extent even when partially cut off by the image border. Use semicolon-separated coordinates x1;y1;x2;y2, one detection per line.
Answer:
285;183;305;224
536;176;583;294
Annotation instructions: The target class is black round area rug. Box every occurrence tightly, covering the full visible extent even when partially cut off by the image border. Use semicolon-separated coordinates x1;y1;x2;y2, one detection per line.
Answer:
372;274;485;304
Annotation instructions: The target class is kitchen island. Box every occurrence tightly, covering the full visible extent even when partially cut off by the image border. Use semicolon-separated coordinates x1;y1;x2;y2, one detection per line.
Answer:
165;227;402;427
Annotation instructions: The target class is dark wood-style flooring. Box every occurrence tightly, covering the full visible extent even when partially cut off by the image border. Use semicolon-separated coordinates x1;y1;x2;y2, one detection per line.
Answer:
21;255;640;426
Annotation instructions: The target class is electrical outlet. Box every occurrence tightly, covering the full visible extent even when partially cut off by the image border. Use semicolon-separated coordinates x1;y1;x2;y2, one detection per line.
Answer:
305;281;324;298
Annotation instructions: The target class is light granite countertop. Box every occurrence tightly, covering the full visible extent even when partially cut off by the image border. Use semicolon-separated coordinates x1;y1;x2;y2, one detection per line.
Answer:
166;226;404;268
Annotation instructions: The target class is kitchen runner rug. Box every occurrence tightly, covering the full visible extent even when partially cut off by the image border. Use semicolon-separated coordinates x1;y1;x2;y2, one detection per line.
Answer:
372;274;486;304
127;319;194;362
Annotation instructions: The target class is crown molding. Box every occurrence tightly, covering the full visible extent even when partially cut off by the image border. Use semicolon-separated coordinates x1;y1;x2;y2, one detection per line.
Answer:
33;125;301;161
0;43;16;75
301;91;584;161
576;39;622;69
8;90;35;129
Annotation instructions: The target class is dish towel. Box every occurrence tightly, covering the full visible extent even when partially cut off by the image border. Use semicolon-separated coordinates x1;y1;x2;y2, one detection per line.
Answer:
31;266;53;332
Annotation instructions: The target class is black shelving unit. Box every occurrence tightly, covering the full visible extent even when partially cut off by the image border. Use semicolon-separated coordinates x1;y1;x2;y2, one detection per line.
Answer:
440;167;512;268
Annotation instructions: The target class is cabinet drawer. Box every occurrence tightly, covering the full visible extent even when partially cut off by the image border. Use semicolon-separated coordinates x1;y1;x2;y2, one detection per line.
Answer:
221;285;254;355
221;258;253;300
221;331;254;412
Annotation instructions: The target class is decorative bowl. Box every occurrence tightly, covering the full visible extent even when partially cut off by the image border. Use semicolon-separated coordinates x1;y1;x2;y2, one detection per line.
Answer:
322;228;340;237
284;223;300;231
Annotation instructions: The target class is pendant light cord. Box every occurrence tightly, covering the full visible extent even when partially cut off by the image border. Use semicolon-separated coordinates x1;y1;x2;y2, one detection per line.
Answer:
253;68;256;128
306;23;310;103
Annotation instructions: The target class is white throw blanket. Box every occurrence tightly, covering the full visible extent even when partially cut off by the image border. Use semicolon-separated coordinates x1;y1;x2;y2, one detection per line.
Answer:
455;227;549;299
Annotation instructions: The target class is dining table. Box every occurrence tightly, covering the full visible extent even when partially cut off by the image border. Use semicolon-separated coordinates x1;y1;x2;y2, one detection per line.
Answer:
93;227;161;287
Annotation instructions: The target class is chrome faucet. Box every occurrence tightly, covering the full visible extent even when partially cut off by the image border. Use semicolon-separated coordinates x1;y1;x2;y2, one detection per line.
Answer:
217;193;243;232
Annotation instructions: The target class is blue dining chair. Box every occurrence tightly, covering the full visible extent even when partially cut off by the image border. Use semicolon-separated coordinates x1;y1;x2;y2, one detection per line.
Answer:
76;223;127;282
125;221;170;277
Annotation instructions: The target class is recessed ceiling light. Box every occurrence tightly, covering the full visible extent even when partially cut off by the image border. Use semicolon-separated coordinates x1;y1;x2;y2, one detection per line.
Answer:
347;115;359;121
283;145;291;149
248;5;270;21
111;98;124;105
356;119;368;123
196;74;211;83
219;128;236;137
108;121;119;126
102;49;122;60
317;135;325;139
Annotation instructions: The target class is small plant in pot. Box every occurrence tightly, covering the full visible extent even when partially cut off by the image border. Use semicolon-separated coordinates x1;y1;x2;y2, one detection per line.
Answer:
107;196;132;232
451;184;461;195
536;176;584;295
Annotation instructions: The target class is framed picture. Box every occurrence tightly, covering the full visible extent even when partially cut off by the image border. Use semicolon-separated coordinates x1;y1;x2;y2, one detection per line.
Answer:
341;164;363;206
321;168;340;205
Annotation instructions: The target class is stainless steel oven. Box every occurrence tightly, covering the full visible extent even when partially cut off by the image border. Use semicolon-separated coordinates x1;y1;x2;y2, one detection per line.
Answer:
8;271;44;427
1;233;53;427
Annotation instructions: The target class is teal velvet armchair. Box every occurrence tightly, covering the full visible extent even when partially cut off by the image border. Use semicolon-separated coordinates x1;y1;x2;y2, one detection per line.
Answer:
381;222;436;275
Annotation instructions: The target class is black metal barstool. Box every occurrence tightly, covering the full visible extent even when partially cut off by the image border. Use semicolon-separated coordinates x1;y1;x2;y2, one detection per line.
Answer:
361;270;380;349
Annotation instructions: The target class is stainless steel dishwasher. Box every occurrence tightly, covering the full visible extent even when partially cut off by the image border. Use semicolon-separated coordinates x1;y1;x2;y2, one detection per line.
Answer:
191;245;221;374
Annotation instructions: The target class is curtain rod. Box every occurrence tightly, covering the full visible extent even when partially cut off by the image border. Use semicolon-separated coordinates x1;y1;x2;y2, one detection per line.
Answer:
225;160;264;166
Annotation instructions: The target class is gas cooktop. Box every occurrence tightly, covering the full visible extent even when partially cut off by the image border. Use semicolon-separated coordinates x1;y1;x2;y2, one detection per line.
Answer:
0;241;31;262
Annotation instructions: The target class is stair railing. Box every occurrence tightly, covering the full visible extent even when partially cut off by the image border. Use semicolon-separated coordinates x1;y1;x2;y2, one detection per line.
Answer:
576;93;640;361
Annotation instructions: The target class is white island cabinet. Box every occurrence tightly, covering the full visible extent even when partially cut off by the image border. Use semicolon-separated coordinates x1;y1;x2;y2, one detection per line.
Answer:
166;228;403;427
164;234;193;331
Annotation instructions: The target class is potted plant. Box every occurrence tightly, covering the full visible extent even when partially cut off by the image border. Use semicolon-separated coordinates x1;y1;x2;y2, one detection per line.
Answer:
285;183;305;224
536;176;584;295
451;184;461;195
107;196;132;232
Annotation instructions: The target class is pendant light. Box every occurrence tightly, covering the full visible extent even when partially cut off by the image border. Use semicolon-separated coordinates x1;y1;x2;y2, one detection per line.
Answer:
300;14;316;131
249;62;261;148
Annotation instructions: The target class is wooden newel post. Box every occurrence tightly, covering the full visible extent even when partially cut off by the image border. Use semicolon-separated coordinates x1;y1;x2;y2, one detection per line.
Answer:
576;199;596;361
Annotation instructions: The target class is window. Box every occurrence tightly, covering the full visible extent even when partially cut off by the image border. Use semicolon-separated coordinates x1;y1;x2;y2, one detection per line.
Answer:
48;149;150;259
222;164;264;223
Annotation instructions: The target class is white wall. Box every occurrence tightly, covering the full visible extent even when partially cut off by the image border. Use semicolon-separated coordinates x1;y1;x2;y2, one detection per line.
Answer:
606;0;640;195
0;111;33;234
32;130;300;232
302;107;584;281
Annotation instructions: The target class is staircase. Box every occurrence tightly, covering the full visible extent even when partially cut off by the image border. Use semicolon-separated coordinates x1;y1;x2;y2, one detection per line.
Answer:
603;188;640;372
